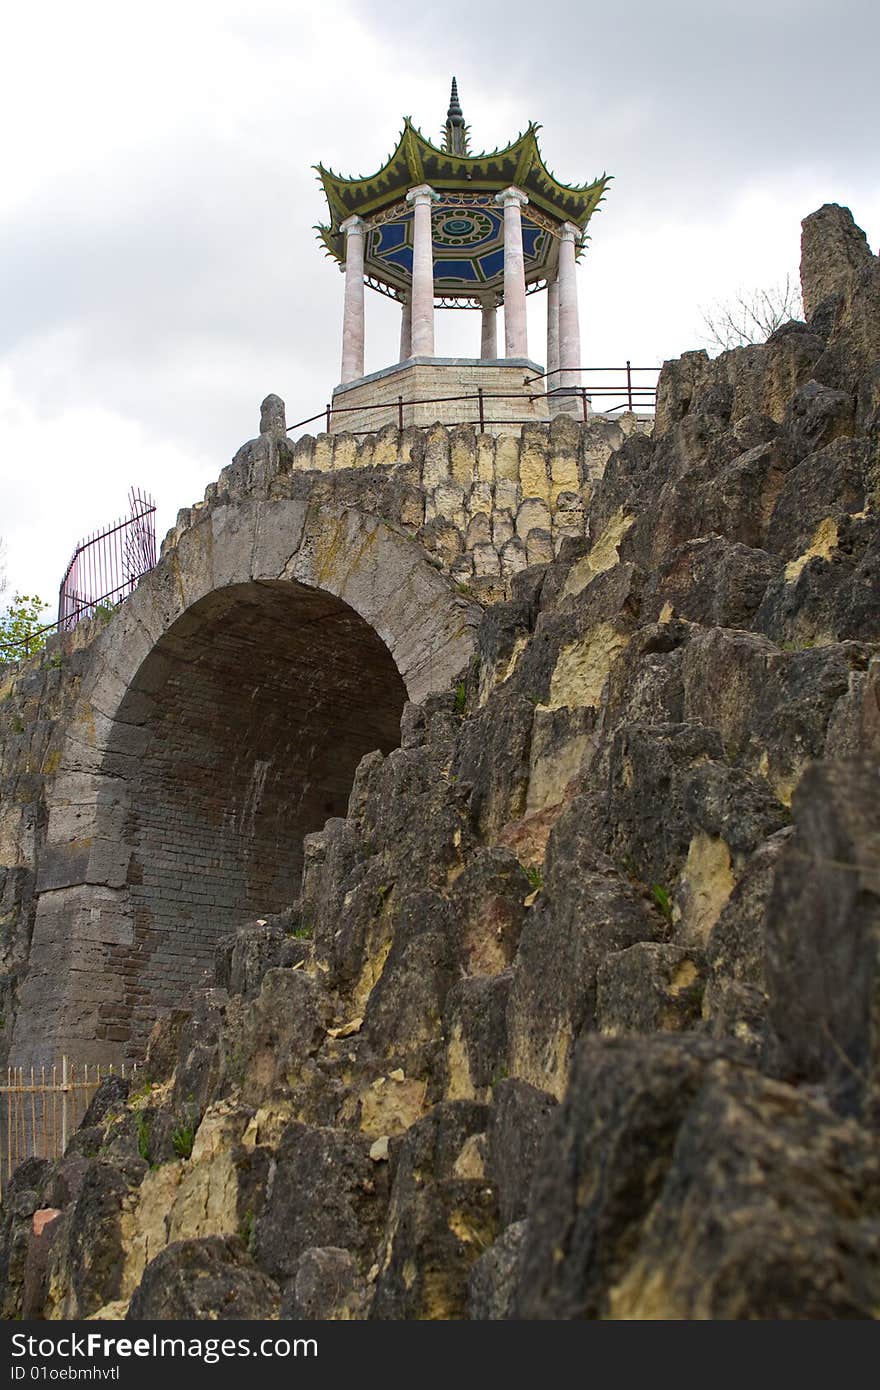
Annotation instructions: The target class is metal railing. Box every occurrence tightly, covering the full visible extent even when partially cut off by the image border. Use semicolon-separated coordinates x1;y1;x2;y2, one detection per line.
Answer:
58;487;157;631
1;489;157;661
287;362;660;437
527;362;659;413
0;1058;138;1199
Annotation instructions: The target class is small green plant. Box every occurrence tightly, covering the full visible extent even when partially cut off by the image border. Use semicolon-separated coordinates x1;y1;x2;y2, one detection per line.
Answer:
136;1110;152;1164
375;884;391;914
0;594;51;663
453;679;467;715
225;1047;246;1087
239;1209;255;1251
651;884;673;923
290;922;313;940
10;715;24;734
172;1118;196;1160
524;864;543;892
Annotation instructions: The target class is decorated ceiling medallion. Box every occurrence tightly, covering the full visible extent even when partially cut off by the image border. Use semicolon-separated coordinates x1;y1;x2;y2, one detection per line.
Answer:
365;204;550;294
432;208;495;247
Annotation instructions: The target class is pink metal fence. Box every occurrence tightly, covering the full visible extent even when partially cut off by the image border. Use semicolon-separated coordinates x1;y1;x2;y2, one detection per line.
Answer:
57;488;157;631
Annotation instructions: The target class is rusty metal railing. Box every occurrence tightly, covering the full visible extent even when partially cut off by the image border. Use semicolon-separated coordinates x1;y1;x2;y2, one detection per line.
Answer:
286;362;659;437
0;1058;138;1199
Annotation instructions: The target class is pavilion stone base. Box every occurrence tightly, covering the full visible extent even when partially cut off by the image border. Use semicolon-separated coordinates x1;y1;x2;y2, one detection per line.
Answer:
330;358;552;436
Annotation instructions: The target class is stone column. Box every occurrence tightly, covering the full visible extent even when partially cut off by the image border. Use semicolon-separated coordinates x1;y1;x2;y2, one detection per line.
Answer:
339;215;367;384
399;295;412;361
480;295;497;359
546;273;560;391
557;221;582;396
495;186;529;358
406;183;439;356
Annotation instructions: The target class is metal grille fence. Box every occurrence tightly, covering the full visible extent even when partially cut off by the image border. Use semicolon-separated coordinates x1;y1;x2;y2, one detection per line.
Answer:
57;487;157;631
0;1058;136;1201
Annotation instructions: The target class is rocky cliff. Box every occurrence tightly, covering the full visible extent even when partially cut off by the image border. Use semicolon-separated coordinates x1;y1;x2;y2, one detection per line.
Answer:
1;203;878;1321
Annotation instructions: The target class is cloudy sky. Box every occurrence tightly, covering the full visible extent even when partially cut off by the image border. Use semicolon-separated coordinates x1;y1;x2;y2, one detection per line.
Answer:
2;0;878;610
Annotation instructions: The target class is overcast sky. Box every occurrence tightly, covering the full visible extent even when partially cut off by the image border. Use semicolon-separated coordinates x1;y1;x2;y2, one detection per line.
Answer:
2;0;878;610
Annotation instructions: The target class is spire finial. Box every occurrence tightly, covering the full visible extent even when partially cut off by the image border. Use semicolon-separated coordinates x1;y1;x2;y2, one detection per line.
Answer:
444;76;469;156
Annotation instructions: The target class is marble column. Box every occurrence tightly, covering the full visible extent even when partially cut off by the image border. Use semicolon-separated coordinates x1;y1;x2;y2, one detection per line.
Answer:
399;294;412;361
480;295;497;359
495;186;529;358
546;273;560;391
557;221;582;395
339;215;367;384
406;183;439;356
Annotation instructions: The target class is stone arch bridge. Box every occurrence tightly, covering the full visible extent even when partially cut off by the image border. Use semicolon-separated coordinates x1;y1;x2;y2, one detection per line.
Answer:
4;400;641;1066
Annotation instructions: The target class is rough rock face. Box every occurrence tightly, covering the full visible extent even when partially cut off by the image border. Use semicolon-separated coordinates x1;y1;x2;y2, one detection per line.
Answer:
1;203;878;1320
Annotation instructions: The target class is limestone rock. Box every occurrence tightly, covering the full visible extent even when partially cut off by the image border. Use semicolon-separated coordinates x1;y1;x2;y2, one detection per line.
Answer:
765;760;880;1120
370;1103;497;1319
800;203;876;320
702;827;793;1054
259;393;287;437
79;1074;130;1129
45;1160;143;1318
507;824;663;1098
467;1220;526;1320
281;1247;367;1320
596;942;705;1035
442;971;512;1103
253;1122;388;1283
516;1036;880;1319
127;1236;280;1320
486;1079;557;1227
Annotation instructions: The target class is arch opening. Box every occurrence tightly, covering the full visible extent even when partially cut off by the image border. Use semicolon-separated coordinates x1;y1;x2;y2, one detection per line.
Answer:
103;579;407;1056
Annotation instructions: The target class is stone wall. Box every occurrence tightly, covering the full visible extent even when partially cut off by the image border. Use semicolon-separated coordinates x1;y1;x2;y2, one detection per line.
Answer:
0;618;109;1067
243;412;650;602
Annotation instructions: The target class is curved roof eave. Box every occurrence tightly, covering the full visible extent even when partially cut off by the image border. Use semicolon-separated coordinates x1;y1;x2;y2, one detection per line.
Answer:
315;119;610;234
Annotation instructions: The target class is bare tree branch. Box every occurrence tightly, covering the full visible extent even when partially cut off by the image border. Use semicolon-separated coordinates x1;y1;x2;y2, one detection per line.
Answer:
700;274;805;353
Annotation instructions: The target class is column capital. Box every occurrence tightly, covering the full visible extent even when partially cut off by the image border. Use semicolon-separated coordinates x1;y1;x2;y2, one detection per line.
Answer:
406;183;440;206
495;185;529;209
559;221;583;244
340;214;367;236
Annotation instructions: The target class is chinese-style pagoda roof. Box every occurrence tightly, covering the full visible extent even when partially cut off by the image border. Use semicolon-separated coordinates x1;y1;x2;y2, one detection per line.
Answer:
315;82;610;302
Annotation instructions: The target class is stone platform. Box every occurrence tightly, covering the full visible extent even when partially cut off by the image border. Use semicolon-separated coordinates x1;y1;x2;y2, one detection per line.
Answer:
330;357;552;435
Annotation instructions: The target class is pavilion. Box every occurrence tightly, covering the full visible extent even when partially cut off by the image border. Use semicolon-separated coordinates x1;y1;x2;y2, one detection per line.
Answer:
316;80;609;433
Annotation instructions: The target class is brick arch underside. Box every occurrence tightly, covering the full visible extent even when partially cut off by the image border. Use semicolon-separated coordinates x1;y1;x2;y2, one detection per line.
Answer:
107;579;406;1058
8;579;409;1070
